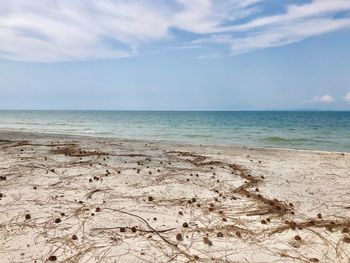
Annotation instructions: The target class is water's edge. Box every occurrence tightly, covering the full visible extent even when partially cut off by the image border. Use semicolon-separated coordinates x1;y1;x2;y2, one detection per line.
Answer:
0;129;349;155
0;111;349;152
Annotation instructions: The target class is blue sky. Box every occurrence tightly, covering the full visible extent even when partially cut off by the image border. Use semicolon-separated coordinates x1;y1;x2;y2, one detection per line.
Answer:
0;0;350;110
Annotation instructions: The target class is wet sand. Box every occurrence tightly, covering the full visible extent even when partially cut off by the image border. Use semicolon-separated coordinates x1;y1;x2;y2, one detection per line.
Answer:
0;131;349;262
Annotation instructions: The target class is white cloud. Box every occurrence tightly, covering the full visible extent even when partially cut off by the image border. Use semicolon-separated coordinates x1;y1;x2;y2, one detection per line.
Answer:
0;0;349;62
230;18;350;55
0;0;172;62
344;91;350;103
232;0;350;30
309;94;335;104
194;0;350;55
172;0;261;34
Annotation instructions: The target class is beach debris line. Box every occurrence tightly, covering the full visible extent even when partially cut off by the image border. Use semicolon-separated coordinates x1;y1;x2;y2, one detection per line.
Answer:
0;136;349;262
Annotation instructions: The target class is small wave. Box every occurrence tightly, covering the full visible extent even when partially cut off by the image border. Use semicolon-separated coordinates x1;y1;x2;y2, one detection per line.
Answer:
4;122;42;126
184;134;213;138
262;136;309;143
262;136;334;146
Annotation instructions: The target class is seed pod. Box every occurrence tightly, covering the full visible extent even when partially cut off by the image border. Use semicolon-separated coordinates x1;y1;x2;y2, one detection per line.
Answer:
176;233;183;241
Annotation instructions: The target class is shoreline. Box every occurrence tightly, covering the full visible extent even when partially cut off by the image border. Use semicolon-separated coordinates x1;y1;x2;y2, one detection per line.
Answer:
1;129;349;155
1;130;349;262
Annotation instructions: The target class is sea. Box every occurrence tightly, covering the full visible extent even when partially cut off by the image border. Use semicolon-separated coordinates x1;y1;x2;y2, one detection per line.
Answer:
0;110;349;152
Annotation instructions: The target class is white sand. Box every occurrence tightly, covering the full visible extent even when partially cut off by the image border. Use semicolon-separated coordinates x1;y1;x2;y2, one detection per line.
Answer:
0;131;349;263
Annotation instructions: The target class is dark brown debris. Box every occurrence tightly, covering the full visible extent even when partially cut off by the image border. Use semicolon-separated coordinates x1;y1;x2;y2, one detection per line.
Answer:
294;235;302;241
217;232;224;238
203;236;213;246
48;256;57;261
176;233;183;241
309;258;319;262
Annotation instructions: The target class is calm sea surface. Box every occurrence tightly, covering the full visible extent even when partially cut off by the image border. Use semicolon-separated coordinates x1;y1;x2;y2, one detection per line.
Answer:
0;111;349;152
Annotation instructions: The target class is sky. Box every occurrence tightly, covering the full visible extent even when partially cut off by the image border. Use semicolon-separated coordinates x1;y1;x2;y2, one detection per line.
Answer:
0;0;350;110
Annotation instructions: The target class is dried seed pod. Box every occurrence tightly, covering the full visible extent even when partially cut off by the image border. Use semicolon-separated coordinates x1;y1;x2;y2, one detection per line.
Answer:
309;258;319;262
235;231;241;238
326;225;333;232
48;256;57;261
294;235;302;241
176;233;183;241
203;236;212;246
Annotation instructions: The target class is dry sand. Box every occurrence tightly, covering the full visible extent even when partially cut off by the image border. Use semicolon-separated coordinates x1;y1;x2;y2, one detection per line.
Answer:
0;131;349;263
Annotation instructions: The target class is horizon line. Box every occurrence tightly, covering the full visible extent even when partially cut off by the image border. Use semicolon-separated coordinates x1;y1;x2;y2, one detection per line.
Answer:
0;109;349;112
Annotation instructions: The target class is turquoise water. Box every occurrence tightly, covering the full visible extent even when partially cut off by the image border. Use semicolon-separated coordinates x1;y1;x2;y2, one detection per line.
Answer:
0;111;349;152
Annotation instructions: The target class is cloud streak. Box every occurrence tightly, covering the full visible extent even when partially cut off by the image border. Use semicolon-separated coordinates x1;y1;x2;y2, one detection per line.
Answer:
309;94;335;104
345;92;350;103
0;0;349;62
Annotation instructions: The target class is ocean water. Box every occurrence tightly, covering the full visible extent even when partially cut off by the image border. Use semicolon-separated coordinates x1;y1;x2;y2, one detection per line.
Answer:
0;110;349;152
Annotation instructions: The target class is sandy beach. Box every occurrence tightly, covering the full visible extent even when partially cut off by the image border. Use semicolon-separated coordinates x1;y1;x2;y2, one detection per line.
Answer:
0;131;349;263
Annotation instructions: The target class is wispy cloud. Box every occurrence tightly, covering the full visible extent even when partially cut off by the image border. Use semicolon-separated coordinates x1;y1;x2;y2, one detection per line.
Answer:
194;0;350;55
308;94;335;104
0;0;172;62
0;0;349;62
344;91;350;103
